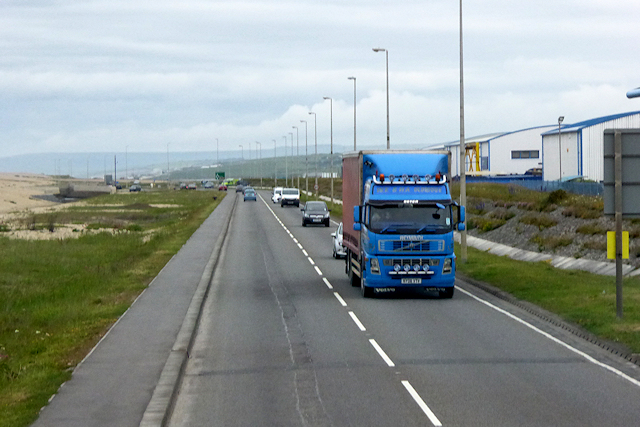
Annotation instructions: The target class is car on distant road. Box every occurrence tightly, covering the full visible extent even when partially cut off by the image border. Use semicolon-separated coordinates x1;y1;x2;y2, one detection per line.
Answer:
243;188;257;202
203;181;214;189
280;188;300;207
301;201;330;227
236;184;244;193
187;183;197;190
129;184;142;192
330;222;346;258
218;184;227;191
271;187;283;203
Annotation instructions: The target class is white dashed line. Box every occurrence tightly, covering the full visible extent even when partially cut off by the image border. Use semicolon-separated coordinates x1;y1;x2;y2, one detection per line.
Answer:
369;339;395;367
314;266;323;276
402;381;442;426
302;249;308;256
307;257;315;265
323;277;333;289
349;311;366;331
334;292;347;306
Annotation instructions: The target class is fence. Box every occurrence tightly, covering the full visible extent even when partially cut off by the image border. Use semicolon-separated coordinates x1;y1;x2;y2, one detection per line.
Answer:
512;180;603;196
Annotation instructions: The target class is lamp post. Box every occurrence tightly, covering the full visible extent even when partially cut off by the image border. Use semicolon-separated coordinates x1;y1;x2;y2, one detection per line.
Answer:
248;142;252;178
292;126;299;189
256;141;262;188
239;144;244;178
300;119;308;195
273;139;277;186
125;145;129;181
459;0;467;262
309;112;318;198
627;87;640;98
323;96;334;205
166;142;170;185
283;135;288;186
558;116;564;181
373;48;390;149
348;76;356;150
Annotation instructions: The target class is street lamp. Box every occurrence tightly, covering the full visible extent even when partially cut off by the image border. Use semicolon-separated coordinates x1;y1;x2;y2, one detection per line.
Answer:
459;0;467;262
166;142;170;185
323;96;334;205
558;116;564;181
300;119;308;195
239;144;244;178
273;139;277;186
627;87;640;98
292;126;299;189
256;142;262;188
309;111;318;198
283;135;288;186
373;47;390;149
348;76;356;150
125;145;129;181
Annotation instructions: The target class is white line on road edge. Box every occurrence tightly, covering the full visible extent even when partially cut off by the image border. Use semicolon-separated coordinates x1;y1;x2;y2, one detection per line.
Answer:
402;381;443;426
349;311;366;331
314;266;323;276
456;286;640;389
323;277;333;289
369;339;395;367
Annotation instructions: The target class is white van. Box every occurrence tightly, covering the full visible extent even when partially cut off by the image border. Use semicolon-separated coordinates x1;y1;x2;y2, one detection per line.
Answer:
280;188;300;207
271;187;283;203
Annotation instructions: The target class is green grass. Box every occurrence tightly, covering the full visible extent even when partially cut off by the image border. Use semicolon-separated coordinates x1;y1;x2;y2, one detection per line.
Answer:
0;189;225;427
456;244;640;354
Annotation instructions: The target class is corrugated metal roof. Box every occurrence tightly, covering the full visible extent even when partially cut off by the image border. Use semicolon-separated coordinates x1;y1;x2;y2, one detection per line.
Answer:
541;111;640;135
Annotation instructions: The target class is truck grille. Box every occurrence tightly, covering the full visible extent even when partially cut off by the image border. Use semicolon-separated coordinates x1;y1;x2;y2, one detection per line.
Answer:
379;239;444;252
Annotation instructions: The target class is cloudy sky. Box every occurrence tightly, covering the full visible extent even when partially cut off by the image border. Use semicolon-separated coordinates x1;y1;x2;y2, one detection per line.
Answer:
1;0;639;159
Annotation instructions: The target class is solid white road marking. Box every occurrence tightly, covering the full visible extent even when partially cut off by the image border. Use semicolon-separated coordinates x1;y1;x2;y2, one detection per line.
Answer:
456;286;640;389
334;292;347;306
402;381;442;426
369;339;395;367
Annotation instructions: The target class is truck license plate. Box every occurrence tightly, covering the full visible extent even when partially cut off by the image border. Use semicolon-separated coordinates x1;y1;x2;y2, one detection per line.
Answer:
401;278;422;285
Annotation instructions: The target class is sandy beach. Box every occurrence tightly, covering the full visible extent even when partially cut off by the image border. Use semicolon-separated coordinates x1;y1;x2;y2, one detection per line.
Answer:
0;173;60;215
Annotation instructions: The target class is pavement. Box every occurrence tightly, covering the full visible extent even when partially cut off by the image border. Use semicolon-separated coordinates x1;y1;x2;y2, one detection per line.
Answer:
31;193;236;427
456;232;640;277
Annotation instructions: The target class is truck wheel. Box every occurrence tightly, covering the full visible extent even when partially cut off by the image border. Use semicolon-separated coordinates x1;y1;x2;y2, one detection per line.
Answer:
439;287;454;299
302;221;307;227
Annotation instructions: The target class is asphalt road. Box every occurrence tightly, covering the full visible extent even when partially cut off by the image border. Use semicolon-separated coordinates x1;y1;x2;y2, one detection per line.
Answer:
168;190;640;427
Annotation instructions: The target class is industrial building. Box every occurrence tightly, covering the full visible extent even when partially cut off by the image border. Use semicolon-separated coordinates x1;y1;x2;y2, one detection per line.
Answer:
541;111;640;182
436;111;640;183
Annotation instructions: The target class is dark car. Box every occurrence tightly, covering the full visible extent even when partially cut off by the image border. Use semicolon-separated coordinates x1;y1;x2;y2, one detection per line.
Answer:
243;189;257;202
129;184;142;192
236;184;244;193
301;201;330;227
203;181;214;189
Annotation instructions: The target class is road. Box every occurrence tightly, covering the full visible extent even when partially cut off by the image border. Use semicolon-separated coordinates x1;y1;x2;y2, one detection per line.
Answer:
167;190;640;426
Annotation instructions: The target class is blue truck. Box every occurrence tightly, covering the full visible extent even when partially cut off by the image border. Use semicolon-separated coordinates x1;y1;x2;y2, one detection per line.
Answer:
342;150;465;298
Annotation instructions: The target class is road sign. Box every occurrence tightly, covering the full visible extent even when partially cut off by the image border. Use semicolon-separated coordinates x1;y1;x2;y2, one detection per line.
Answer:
215;172;225;180
314;184;319;190
604;130;640;218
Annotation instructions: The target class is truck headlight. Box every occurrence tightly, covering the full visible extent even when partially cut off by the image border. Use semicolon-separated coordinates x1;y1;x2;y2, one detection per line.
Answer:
443;258;453;274
370;257;380;274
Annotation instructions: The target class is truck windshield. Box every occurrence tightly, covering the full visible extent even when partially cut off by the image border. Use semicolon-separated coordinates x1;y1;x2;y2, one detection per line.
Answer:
368;204;452;234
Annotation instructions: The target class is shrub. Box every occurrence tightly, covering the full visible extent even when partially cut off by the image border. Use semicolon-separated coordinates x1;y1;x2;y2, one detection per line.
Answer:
576;223;606;235
519;214;557;230
468;217;506;232
530;234;573;252
489;209;516;221
547;189;568;205
582;239;607;251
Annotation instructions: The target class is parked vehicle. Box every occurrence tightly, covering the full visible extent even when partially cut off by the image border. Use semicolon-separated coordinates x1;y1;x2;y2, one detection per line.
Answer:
342;150;465;298
129;184;142;192
331;222;346;259
203;181;215;189
280;188;300;207
271;187;283;203
187;183;197;190
243;189;257;202
301;201;330;227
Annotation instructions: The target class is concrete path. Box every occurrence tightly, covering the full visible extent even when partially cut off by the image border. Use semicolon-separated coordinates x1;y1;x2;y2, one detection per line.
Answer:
31;194;235;427
456;232;640;277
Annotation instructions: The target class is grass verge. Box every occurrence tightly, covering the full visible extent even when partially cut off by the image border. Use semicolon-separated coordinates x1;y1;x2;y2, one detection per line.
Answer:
0;189;225;427
456;243;640;354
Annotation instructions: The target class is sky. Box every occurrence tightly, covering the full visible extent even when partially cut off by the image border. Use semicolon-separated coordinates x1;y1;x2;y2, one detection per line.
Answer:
1;0;640;161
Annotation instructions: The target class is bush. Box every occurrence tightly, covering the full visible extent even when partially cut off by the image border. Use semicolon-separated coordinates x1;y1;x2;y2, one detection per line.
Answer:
547;189;568;205
530;234;573;252
468;216;506;232
489;209;516;221
576;223;606;235
519;214;558;230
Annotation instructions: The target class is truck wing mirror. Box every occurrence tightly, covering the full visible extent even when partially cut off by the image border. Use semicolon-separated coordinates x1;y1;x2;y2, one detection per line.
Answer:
458;223;466;232
353;206;361;223
457;205;466;224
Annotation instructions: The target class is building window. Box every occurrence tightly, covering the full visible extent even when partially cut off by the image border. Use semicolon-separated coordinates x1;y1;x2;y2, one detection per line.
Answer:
511;150;539;159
